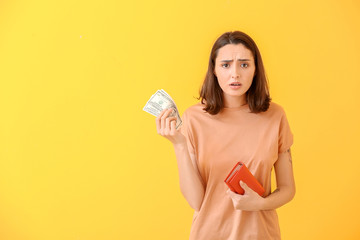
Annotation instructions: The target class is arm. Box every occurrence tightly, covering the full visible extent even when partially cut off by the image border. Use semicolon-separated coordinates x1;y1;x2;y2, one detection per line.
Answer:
156;109;205;211
226;148;295;211
261;148;296;210
173;142;205;211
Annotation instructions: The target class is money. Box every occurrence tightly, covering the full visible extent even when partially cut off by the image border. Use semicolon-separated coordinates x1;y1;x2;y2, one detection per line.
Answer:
143;89;182;129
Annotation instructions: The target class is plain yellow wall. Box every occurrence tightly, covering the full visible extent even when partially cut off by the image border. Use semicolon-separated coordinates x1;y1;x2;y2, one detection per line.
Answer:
1;0;359;239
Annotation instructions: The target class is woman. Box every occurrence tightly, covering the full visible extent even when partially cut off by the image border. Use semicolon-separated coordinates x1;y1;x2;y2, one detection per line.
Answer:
156;31;295;240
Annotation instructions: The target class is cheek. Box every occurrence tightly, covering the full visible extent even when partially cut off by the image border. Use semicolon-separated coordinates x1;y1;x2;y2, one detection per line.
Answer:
245;69;255;80
216;69;228;82
217;74;228;88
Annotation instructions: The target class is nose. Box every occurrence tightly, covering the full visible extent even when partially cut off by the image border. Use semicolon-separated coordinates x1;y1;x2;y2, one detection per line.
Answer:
231;64;240;79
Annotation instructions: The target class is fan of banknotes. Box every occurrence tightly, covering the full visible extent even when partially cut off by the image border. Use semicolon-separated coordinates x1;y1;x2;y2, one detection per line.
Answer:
143;89;182;129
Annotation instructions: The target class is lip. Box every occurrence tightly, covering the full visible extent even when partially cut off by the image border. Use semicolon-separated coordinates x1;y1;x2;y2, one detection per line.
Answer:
229;82;242;89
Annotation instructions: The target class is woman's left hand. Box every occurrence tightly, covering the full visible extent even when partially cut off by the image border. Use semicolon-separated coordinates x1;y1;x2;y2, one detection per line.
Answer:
226;181;265;211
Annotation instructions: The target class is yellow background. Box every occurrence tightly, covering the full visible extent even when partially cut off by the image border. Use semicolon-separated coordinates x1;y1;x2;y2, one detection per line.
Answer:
0;0;359;239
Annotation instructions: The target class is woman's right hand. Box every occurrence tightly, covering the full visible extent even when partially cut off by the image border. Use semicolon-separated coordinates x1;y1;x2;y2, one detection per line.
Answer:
156;108;186;145
156;109;204;211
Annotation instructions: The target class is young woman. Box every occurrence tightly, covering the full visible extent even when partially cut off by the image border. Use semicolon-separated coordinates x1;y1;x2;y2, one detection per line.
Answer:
156;31;295;240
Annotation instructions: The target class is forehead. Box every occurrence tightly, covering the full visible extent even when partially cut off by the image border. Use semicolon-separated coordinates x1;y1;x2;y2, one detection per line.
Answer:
216;44;254;60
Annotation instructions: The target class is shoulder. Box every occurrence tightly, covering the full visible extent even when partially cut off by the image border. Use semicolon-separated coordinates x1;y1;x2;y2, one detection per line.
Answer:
181;103;211;129
256;101;290;124
263;102;293;130
180;103;205;137
182;102;207;117
265;101;287;116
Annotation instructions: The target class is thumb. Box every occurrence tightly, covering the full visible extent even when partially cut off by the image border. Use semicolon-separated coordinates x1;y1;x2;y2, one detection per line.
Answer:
176;125;182;132
240;181;250;191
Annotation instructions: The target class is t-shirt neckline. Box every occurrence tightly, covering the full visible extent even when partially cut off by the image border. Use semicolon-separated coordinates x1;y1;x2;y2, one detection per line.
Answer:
222;103;249;111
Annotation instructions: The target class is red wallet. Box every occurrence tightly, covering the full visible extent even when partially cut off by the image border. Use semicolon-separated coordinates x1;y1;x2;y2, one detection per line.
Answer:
224;162;265;196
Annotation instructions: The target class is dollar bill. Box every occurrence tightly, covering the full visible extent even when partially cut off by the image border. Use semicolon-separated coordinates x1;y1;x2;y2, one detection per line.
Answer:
143;89;182;129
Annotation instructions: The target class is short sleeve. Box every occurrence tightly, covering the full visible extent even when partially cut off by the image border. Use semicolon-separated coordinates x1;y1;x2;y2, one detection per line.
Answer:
180;110;196;155
278;110;294;153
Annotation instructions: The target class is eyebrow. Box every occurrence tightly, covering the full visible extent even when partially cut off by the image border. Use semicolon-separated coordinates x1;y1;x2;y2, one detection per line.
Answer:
220;59;251;62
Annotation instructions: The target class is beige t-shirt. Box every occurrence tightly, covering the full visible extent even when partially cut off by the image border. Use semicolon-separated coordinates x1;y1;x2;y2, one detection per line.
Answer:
180;102;293;240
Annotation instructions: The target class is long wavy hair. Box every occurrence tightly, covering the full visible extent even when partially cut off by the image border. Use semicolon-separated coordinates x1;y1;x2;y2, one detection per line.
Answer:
200;31;271;115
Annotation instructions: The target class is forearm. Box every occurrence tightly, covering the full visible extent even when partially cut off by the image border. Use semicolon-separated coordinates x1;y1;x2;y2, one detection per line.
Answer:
173;142;205;211
261;185;295;210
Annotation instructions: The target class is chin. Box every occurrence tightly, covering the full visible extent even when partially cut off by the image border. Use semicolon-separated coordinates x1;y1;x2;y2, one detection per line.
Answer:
225;91;246;97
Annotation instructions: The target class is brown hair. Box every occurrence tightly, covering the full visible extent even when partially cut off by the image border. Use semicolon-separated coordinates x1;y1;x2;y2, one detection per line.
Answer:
199;31;271;114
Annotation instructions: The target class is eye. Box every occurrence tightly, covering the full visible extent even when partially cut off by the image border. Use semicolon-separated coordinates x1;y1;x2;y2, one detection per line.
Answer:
241;63;248;68
221;63;230;68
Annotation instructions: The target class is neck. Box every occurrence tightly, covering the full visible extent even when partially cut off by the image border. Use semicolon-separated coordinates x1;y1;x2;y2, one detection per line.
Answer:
223;94;247;108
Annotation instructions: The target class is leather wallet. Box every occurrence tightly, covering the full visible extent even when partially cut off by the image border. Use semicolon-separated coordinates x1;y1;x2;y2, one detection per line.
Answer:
224;161;265;196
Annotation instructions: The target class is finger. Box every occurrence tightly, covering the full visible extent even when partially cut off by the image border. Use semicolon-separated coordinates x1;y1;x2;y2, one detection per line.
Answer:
161;109;173;123
156;109;168;133
166;117;177;134
170;119;176;134
226;188;235;196
226;189;241;201
160;109;171;134
226;189;233;198
165;117;171;133
158;108;168;118
163;108;174;118
240;181;251;193
156;109;168;122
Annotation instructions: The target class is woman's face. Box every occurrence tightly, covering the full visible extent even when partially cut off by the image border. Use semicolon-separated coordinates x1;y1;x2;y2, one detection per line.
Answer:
214;44;256;104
